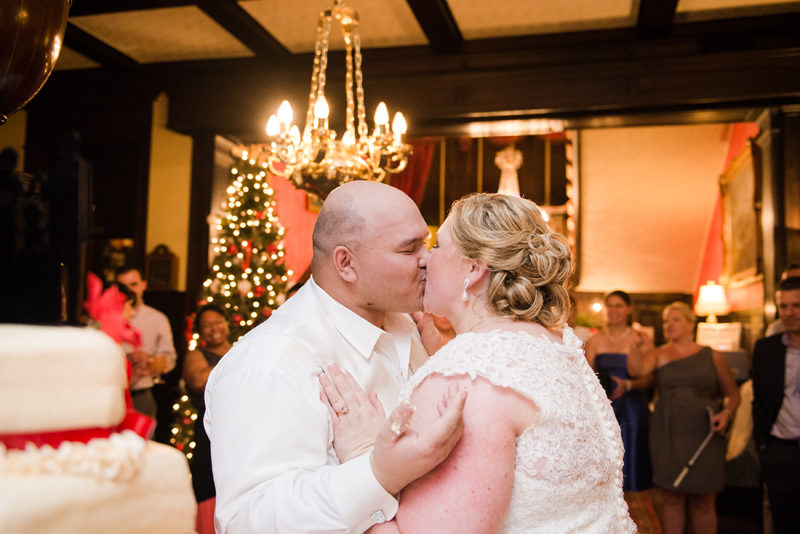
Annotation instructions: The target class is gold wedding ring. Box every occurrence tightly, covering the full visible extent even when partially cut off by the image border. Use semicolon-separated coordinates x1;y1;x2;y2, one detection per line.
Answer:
335;406;349;417
390;421;404;441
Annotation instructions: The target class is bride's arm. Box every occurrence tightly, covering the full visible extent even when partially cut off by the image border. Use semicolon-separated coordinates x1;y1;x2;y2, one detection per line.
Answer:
389;374;537;534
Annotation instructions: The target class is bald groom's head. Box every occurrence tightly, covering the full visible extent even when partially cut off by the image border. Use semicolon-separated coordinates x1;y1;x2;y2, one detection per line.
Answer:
310;181;430;320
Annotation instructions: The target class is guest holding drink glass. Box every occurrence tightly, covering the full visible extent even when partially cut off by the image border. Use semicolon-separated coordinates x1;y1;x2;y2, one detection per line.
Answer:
116;266;177;418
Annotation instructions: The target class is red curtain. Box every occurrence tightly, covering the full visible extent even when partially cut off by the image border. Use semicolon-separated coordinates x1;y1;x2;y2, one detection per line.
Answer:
390;139;436;206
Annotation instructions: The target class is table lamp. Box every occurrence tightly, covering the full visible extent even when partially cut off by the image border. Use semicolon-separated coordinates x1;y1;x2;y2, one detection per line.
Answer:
694;281;730;323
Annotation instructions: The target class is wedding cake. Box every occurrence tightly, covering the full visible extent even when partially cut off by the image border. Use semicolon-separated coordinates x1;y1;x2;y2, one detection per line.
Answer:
0;325;196;534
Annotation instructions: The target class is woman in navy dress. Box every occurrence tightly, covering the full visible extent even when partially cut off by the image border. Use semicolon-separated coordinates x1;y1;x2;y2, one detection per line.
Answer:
585;290;655;492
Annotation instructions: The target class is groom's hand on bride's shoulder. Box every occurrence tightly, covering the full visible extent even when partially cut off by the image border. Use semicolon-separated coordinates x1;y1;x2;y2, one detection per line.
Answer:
370;383;467;496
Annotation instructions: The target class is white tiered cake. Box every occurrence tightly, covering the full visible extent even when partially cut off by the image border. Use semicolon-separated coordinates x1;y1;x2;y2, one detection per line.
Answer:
0;325;196;534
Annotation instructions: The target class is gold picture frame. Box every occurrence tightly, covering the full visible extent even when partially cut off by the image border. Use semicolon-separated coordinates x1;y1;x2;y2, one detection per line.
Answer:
306;193;323;213
719;140;762;285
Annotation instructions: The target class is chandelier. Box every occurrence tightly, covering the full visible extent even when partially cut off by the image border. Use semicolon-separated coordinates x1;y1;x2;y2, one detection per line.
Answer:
249;0;411;200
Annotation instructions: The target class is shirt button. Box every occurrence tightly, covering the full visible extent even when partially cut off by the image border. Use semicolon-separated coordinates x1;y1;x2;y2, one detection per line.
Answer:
371;511;386;524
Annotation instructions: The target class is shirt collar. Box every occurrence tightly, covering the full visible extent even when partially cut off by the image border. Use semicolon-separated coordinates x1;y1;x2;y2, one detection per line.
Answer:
309;277;385;360
783;331;800;351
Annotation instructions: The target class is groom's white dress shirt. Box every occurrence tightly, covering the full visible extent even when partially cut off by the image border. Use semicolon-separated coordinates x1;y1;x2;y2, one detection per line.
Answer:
205;277;428;534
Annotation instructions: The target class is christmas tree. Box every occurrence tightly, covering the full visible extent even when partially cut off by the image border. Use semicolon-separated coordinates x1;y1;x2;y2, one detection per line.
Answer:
170;392;198;463
194;148;293;343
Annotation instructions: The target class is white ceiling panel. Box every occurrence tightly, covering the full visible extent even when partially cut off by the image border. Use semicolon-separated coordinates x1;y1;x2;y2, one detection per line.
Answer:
69;7;254;64
448;0;640;40
54;47;101;71
676;0;800;22
240;0;428;53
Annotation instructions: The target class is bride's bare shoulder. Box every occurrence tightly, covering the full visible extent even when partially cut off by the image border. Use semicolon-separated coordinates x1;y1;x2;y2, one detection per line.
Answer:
411;373;538;439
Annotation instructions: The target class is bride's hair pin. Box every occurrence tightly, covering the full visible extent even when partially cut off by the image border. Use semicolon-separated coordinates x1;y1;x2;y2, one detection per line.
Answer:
462;278;470;301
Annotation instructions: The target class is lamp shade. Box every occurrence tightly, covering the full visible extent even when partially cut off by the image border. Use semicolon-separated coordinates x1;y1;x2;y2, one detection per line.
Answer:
695;281;730;322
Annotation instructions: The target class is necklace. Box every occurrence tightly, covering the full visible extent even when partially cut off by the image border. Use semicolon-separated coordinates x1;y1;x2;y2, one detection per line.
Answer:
605;326;631;343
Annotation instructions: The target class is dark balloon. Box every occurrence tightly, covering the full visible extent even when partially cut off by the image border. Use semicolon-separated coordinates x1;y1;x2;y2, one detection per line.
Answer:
0;0;70;125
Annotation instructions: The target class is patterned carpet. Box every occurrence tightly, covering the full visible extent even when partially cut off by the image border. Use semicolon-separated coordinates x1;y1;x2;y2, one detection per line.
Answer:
625;490;662;534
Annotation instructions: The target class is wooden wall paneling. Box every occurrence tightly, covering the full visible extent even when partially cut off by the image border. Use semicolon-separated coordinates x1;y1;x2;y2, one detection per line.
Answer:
755;110;786;324
23;73;156;271
185;133;217;314
784;111;800;264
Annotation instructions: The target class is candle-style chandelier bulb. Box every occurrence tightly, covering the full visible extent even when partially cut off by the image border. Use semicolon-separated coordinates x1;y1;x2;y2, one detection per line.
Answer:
277;101;293;125
314;96;329;119
392;112;407;135
289;126;301;145
342;130;356;145
266;116;280;136
374;102;389;126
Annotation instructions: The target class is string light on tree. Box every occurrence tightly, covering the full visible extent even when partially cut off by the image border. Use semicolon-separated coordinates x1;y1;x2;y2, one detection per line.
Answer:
170;394;197;462
196;148;293;341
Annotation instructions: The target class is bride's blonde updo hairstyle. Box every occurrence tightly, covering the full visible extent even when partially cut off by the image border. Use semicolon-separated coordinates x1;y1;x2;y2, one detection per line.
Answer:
448;193;573;328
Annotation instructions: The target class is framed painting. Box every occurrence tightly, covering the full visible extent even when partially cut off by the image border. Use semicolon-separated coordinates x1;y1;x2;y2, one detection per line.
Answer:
306;193;323;213
720;140;762;284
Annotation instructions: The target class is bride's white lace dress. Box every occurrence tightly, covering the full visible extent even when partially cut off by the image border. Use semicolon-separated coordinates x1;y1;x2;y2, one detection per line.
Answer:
399;328;636;533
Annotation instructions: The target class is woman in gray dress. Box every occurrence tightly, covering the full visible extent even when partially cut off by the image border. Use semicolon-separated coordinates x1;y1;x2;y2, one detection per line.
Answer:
649;302;740;534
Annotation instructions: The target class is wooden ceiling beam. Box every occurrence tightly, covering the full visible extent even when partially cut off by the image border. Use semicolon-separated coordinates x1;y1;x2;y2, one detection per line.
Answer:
196;0;291;62
64;22;141;70
405;0;463;54
637;0;680;38
68;0;195;17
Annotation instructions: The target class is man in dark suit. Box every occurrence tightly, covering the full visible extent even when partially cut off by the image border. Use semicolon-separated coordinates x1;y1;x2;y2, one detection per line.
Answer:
752;276;800;533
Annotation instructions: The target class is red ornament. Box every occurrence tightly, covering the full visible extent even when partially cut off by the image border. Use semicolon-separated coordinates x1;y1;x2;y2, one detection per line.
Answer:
176;443;184;451
182;418;191;425
263;308;273;317
267;244;277;254
233;314;243;323
255;286;265;297
255;211;265;219
184;313;196;343
228;244;238;254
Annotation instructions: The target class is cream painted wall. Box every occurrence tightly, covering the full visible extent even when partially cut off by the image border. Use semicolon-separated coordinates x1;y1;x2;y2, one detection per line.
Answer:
0;111;27;170
578;124;730;294
147;93;192;291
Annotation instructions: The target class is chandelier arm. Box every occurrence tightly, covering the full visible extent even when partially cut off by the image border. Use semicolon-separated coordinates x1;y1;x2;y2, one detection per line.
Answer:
353;26;368;140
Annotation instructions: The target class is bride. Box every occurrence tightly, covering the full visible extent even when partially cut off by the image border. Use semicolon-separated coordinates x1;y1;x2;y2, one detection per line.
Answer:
323;193;635;533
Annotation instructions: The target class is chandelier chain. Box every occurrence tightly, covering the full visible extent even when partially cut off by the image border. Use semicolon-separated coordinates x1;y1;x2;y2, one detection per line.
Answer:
306;16;326;138
354;27;368;140
345;35;355;137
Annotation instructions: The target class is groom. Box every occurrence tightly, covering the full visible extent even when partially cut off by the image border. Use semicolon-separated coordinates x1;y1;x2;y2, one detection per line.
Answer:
205;181;465;534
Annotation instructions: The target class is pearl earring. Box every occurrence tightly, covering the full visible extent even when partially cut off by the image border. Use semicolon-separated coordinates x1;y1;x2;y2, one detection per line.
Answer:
461;278;469;301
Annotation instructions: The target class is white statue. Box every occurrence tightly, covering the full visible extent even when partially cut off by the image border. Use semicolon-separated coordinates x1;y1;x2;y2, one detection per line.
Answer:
495;144;522;197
